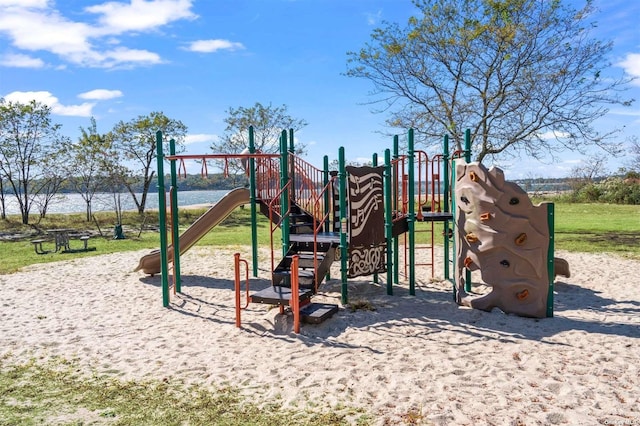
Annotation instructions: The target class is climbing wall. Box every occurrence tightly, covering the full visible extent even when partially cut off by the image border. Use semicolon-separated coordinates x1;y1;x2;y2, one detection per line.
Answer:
454;161;552;318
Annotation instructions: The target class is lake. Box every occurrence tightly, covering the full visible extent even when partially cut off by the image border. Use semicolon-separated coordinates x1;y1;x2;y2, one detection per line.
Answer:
2;190;230;215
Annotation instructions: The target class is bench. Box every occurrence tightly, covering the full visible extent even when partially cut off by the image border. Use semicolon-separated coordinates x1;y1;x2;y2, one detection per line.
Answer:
79;235;91;250
31;239;51;255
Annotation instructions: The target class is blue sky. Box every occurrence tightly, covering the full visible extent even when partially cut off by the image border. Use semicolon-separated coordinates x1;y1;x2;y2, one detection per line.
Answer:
1;0;638;179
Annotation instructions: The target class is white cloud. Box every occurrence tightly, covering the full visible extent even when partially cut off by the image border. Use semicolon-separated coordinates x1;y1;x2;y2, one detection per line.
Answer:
537;130;571;140
186;39;245;53
85;0;196;34
618;52;640;86
0;0;196;69
3;90;94;117
365;10;382;26
0;0;47;7
185;133;217;145
0;52;44;68
78;89;123;100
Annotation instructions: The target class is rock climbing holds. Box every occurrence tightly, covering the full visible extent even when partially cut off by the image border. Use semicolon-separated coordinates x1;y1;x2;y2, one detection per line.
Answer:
469;171;478;182
509;197;519;205
460;196;470;204
500;259;510;268
480;212;491;222
465;233;479;243
464;257;474;268
515;233;527;246
516;289;529;300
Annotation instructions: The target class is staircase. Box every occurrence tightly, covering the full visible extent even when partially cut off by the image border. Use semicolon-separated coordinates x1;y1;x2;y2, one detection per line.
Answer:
250;155;340;323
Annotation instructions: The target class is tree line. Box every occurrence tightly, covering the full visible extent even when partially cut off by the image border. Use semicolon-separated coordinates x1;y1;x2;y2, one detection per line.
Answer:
0;101;306;225
2;0;638;225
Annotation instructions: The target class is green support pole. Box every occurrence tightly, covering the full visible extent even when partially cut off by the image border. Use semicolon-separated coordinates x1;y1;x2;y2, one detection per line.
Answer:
156;131;170;307
372;152;379;284
249;126;258;277
339;147;348;304
280;130;290;258
464;129;472;292
169;138;181;293
464;128;472;163
393;135;400;285
442;135;457;300
546;203;555;317
407;129;416;296
288;128;295;204
323;155;330;232
384;149;393;295
323;155;331;281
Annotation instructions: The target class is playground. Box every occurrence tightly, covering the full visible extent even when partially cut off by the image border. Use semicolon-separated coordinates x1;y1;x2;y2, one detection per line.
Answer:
1;129;637;424
139;127;566;329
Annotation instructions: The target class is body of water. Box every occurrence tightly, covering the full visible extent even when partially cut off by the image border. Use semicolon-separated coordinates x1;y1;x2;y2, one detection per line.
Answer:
2;190;230;215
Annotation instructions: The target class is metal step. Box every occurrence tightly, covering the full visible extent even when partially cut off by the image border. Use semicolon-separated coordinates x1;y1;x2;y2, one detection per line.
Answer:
249;285;314;306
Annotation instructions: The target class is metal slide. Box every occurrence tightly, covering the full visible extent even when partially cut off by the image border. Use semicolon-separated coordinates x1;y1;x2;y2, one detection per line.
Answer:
135;187;250;275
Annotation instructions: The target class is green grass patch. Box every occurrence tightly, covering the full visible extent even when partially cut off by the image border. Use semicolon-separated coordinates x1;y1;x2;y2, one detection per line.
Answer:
0;357;362;425
0;208;271;274
1;201;639;275
551;202;640;258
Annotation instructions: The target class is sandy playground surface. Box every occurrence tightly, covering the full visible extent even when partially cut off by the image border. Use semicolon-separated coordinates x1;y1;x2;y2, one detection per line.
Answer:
1;246;639;425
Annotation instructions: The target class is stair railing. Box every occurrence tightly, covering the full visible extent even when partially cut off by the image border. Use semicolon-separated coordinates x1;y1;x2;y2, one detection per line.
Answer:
267;179;293;277
290;154;326;222
311;175;338;292
255;154;282;203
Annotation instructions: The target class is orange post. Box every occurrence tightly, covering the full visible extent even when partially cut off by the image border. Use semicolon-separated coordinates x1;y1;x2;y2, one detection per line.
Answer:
291;255;300;334
234;253;250;328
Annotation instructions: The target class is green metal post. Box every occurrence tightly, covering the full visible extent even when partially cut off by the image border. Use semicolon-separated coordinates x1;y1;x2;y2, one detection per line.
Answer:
372;152;379;284
339;147;348;304
169;138;181;293
280;130;290;258
156;131;170;307
546;203;555;317
323;155;331;281
249;126;258;277
384;149;393;295
323;155;330;232
407;129;416;296
464;128;472;163
288;128;295;204
464;129;472;292
443;135;455;298
393;135;400;285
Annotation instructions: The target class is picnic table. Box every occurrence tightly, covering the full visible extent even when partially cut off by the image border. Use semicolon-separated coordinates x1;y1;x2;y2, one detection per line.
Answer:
31;230;95;254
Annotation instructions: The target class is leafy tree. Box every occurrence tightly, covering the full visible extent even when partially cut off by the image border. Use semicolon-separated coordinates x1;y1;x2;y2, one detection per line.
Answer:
63;118;114;221
0;99;69;224
626;135;640;174
210;102;308;177
346;0;634;162
109;112;187;214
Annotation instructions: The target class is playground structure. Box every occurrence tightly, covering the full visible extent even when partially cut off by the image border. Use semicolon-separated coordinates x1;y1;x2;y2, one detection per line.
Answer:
139;127;564;329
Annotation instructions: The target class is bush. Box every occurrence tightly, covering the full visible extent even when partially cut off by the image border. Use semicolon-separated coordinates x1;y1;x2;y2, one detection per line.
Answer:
569;177;640;205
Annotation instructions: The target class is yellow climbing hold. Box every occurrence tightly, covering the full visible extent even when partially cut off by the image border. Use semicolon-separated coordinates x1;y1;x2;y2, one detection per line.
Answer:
465;232;479;243
515;233;527;246
469;171;478;182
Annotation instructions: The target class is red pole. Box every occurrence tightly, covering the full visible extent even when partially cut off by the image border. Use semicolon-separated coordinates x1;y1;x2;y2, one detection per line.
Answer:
234;253;241;328
291;255;300;334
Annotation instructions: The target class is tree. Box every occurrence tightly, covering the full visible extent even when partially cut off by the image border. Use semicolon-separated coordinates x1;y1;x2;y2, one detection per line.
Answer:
109;112;187;214
0;99;68;224
63;118;113;221
626;135;640;174
210;102;308;176
346;0;634;162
